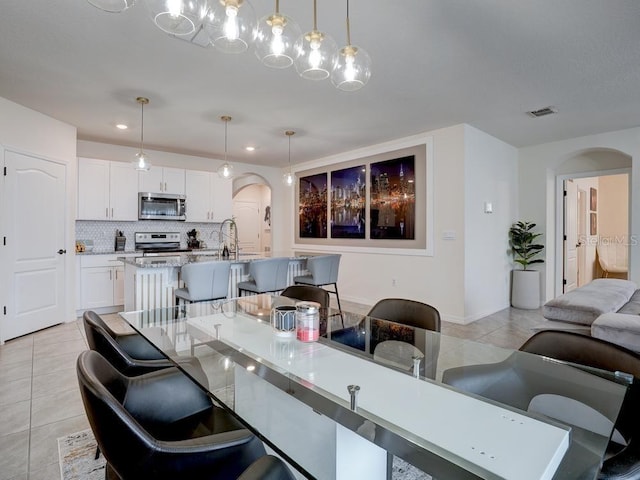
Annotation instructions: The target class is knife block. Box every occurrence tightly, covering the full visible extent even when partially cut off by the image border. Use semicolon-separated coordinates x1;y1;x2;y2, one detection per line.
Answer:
115;236;126;252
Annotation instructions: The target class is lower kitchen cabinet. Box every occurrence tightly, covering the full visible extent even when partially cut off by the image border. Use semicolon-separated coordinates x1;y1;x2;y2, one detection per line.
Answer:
79;254;130;311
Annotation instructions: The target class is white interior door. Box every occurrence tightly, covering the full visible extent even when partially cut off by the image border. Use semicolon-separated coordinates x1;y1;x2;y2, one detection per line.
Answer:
233;201;260;253
2;151;66;341
577;189;588;287
563;180;578;293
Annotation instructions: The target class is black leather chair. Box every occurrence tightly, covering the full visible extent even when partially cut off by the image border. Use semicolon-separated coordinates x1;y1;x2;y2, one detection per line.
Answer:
367;298;441;379
367;298;441;332
237;455;296;480
83;310;208;386
77;350;269;480
443;330;640;480
280;285;330;309
281;285;332;332
84;310;166;361
520;331;640;480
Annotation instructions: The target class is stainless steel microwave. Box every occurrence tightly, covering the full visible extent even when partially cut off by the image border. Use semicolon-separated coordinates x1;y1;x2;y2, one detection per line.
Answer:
138;192;186;221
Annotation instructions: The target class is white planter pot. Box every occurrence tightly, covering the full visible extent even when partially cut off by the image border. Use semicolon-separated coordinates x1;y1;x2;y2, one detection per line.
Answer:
511;270;541;309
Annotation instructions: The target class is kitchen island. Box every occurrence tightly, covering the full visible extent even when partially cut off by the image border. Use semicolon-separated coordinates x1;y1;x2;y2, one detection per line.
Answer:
119;253;307;312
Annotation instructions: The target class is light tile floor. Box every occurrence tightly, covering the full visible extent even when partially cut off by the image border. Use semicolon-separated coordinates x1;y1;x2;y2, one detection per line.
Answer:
0;300;550;480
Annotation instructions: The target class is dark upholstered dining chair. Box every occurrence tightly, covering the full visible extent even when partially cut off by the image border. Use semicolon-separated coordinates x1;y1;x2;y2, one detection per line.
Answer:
367;298;441;380
82;310;207;386
237;455;296;480
280;285;330;309
367;298;441;332
443;330;640;480
77;350;270;480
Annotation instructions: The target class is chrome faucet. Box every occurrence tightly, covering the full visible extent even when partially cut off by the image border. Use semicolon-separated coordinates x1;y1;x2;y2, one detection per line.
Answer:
218;218;239;260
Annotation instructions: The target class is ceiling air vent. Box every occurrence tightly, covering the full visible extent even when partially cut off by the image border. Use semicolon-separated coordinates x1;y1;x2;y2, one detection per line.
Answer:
527;106;557;118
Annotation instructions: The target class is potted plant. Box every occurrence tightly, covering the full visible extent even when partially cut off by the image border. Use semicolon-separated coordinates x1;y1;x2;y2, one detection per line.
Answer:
509;221;545;309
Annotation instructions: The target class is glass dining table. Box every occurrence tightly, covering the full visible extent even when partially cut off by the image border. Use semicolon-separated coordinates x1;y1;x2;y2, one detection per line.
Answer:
120;295;632;480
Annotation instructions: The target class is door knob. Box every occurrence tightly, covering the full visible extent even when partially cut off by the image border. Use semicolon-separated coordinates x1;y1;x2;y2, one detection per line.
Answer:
57;249;67;254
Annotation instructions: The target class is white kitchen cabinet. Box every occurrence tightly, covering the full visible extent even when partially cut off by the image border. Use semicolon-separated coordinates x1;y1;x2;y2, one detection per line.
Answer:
77;158;138;221
139;166;185;195
79;255;128;310
185;170;232;223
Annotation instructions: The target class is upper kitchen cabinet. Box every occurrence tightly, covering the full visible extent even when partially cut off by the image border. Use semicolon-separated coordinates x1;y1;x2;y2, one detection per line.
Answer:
139;166;185;195
78;158;138;221
185;170;232;222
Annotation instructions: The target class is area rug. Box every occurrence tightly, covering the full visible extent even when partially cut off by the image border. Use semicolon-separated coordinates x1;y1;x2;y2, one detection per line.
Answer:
57;429;105;480
57;429;430;479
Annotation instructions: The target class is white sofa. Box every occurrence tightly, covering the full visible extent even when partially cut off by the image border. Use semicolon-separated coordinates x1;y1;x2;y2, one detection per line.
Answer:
543;279;640;352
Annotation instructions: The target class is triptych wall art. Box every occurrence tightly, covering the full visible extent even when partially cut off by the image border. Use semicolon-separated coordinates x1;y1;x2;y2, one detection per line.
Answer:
295;142;430;252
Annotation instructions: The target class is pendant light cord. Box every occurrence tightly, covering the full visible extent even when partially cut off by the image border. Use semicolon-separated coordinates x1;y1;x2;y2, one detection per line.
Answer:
224;119;228;163
346;0;351;45
140;101;144;152
313;0;318;30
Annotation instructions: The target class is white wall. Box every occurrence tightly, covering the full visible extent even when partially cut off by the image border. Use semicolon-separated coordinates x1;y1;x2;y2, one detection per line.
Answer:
519;128;640;300
464;125;518;320
0;96;77;322
599;174;628;239
280;124;514;324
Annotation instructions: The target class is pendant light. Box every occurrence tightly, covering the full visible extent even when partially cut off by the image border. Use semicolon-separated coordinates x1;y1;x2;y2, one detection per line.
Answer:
143;0;208;36
255;0;301;68
217;116;235;179
87;0;135;13
133;97;151;171
331;0;371;91
293;0;337;80
283;130;295;186
205;0;257;54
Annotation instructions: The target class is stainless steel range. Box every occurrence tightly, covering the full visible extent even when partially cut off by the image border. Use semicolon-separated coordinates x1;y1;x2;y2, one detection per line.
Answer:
134;232;191;255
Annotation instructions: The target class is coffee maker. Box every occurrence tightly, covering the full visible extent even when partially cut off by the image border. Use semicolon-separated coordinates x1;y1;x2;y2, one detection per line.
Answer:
186;229;200;249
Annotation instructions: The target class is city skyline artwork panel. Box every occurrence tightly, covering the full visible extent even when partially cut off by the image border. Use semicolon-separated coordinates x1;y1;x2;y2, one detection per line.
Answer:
330;165;366;239
370;155;416;240
299;172;328;238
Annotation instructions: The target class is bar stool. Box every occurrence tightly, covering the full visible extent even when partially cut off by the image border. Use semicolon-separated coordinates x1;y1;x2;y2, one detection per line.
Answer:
175;261;231;306
294;254;342;313
237;257;291;296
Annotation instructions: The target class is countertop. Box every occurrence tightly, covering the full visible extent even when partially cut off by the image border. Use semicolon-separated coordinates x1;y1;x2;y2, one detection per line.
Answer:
118;252;307;268
76;248;220;256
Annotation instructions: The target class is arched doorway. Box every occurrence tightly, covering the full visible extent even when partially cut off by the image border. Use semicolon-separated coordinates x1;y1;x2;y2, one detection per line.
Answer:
555;148;631;296
232;174;272;253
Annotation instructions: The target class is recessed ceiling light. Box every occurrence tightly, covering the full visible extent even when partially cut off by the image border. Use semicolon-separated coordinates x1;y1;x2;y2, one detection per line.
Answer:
245;146;256;152
116;123;128;130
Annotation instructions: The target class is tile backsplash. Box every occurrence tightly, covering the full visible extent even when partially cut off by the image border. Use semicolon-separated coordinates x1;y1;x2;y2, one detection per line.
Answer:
76;220;225;252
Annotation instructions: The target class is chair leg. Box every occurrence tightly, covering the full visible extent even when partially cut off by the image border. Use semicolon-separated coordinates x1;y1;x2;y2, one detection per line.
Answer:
330;283;344;326
95;445;100;460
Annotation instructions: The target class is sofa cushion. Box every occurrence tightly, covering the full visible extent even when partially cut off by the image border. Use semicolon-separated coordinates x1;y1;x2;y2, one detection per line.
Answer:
617;290;640;315
543;279;637;326
592;313;640;353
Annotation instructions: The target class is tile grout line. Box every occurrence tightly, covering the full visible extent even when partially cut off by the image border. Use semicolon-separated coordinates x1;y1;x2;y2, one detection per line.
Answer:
26;336;35;480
